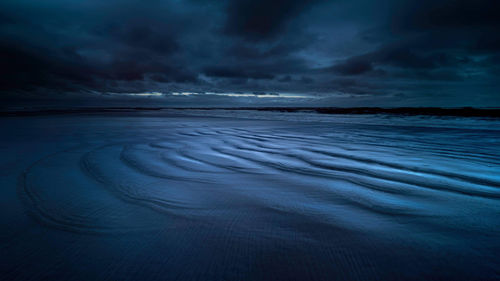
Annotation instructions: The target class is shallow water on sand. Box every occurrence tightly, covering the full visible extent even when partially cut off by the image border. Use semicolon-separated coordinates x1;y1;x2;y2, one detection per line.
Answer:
1;111;500;280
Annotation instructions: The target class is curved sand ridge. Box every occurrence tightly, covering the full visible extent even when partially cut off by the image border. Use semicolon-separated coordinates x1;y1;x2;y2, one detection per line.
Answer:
8;114;500;280
18;124;500;237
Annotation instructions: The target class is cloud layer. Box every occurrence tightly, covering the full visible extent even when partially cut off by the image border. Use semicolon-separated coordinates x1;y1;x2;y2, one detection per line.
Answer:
1;0;499;107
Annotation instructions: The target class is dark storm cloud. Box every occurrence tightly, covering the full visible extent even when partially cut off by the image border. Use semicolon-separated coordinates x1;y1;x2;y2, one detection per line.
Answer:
390;0;500;31
330;57;373;76
326;0;500;96
203;66;275;80
329;39;469;77
1;0;499;107
224;0;322;40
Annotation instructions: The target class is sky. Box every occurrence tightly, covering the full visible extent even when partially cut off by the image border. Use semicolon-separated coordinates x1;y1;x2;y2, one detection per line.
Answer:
1;0;499;108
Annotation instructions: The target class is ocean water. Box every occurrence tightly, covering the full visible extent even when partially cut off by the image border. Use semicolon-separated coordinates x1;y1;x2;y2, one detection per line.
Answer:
1;110;499;280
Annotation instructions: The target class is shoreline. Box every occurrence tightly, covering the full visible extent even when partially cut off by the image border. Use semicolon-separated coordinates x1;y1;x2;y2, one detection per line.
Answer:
2;106;500;118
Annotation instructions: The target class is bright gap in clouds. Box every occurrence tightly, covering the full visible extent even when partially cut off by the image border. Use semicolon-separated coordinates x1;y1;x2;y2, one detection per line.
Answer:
170;92;312;99
121;92;164;97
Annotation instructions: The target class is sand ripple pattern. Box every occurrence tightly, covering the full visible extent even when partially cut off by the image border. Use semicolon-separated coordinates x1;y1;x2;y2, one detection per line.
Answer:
12;117;500;280
19;123;500;238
